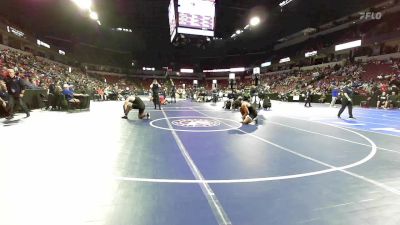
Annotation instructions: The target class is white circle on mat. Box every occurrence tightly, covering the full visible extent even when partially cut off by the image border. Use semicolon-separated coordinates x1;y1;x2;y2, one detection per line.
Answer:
117;121;377;184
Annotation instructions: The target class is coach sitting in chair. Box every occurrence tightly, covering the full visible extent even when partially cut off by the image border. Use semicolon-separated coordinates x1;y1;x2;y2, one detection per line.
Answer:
62;84;83;105
386;91;399;109
0;80;9;117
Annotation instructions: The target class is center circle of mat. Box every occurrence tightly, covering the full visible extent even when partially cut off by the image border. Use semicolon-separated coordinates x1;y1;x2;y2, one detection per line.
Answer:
150;116;242;132
117;120;378;184
171;118;221;128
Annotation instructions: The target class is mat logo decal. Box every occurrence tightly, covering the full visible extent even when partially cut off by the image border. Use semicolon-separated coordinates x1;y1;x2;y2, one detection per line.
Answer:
172;119;221;128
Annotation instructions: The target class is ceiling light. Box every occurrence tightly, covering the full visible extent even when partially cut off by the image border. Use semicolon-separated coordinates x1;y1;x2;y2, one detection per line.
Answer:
180;69;194;73
89;11;98;20
250;17;261;26
71;0;92;10
230;67;245;72
236;30;241;34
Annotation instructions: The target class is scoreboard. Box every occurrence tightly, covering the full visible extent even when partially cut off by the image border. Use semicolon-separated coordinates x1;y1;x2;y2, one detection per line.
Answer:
169;0;215;42
178;0;215;30
169;0;177;41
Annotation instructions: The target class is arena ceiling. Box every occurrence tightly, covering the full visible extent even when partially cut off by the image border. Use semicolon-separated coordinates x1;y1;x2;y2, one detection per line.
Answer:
0;0;383;68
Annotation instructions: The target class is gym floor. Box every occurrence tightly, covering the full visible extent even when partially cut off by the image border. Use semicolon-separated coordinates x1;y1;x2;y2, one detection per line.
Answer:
1;98;400;225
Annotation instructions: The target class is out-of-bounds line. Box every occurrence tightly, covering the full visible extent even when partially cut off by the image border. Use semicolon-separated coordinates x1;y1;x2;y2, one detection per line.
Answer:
337;125;400;138
354;107;400;113
193;109;400;196
267;121;400;155
160;109;232;225
291;114;400;138
356;115;400;122
342;118;399;127
382;114;400;119
310;116;398;127
281;112;400;145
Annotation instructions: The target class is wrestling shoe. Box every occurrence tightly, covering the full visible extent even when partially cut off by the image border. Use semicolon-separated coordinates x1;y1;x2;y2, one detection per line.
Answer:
348;117;356;119
6;115;14;120
146;113;150;119
121;116;128;119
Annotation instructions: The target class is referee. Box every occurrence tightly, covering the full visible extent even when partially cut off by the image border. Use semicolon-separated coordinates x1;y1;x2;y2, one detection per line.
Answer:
150;79;161;110
338;81;355;119
304;88;312;107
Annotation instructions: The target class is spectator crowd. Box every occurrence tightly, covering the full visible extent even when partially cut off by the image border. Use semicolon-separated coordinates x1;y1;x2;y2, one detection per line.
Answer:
1;46;400;119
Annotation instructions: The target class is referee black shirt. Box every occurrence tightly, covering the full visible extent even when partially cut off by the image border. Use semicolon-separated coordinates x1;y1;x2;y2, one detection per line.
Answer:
5;76;25;97
342;86;353;99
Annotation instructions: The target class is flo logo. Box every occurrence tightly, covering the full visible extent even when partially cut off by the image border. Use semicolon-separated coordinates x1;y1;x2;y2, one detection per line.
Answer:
360;12;383;20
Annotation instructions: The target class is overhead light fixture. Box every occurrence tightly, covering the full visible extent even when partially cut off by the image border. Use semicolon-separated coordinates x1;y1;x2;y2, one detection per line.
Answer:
279;57;291;63
250;17;261;26
37;39;50;49
203;69;230;73
279;0;294;7
261;62;271;67
89;11;98;20
113;28;132;32
230;67;245;72
305;51;317;58
71;0;92;10
180;69;194;73
7;26;24;37
335;40;362;51
203;68;245;73
236;30;241;35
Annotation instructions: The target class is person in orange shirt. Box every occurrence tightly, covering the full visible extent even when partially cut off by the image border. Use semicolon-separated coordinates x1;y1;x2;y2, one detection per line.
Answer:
97;88;105;101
